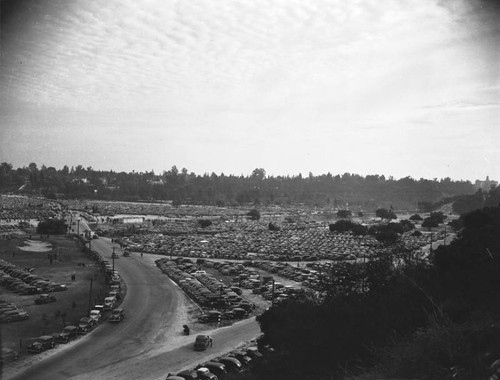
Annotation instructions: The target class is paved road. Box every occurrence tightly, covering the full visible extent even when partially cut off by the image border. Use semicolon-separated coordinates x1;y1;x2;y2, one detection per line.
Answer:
7;236;261;380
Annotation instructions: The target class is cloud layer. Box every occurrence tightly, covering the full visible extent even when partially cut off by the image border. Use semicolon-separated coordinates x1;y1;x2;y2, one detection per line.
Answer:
1;0;498;180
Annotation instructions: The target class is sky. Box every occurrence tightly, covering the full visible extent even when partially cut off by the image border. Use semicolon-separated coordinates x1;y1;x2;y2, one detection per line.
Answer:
1;0;499;181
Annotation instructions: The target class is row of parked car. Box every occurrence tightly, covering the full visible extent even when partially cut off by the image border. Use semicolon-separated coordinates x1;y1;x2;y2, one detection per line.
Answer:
166;343;268;380
155;258;254;321
0;299;29;323
0;259;68;295
24;254;124;356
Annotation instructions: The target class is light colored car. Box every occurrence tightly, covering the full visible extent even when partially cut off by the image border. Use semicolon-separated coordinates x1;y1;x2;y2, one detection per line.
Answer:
103;297;116;310
89;310;102;322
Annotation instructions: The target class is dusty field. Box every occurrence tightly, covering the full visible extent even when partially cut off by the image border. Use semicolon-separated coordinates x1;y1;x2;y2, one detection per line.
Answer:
0;235;106;355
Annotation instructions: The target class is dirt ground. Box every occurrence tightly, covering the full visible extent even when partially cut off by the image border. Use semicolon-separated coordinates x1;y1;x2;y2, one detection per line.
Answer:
0;235;106;355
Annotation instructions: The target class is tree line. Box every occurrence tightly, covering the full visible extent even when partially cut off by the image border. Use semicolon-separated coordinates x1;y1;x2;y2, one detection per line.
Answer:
0;162;476;210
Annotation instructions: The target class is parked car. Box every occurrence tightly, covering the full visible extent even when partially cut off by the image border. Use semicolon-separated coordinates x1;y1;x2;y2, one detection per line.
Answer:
201;362;227;380
0;348;19;366
20;285;43;295
103;296;116;310
109;308;125;323
244;347;264;361
55;326;79;343
89;310;102;322
176;369;199;380
228;350;252;367
198;310;221;323
35;294;56;305
78;317;95;334
213;357;243;373
49;284;68;292
196;367;218;380
0;310;29;323
194;335;210;351
27;336;57;353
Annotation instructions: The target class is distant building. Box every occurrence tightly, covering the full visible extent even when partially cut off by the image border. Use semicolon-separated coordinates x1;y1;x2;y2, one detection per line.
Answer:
112;216;145;224
475;176;498;191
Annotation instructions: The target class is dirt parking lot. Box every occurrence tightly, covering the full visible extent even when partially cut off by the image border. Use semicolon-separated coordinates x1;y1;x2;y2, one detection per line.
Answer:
0;235;106;356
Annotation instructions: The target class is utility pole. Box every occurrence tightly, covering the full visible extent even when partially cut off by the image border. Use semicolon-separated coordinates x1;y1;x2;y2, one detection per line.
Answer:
112;246;116;273
271;279;275;306
170;237;174;261
88;279;93;314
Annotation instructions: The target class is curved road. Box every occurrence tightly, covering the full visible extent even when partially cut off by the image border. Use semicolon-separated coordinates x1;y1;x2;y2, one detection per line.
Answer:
8;237;261;380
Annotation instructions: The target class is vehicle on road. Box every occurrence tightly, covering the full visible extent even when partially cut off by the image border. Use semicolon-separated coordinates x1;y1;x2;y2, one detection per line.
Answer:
109;308;125;323
27;336;57;353
0;348;19;366
194;335;210;351
34;294;56;305
123;250;130;257
55;326;79;343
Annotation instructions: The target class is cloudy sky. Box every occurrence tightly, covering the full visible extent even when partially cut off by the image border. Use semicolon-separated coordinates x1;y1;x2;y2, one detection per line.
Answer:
1;0;499;181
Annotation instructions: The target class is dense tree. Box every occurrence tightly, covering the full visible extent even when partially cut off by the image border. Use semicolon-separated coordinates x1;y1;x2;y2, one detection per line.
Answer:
409;214;423;221
422;217;439;229
36;219;66;235
0;162;478;209
337;209;352;218
376;208;397;220
247;209;261;220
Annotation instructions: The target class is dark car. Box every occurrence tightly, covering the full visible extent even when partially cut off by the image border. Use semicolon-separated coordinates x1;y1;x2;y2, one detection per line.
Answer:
198;310;221;323
176;369;199;380
109;308;125;323
230;308;248;319
201;362;227;379
196;367;218;380
35;294;57;305
0;348;19;366
214;357;243;373
20;285;43;295
194;335;210;351
244;347;264;361
55;325;79;343
27;336;57;353
78;317;95;334
229;350;252;367
49;284;68;292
